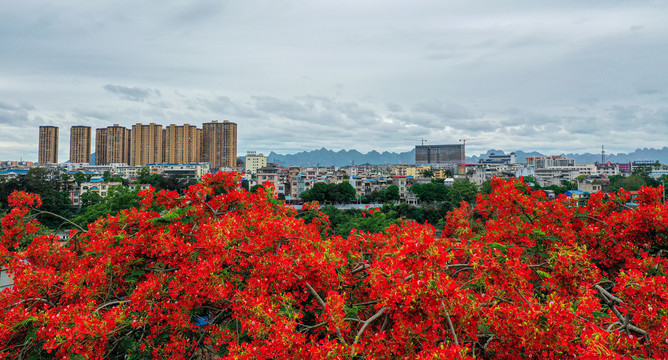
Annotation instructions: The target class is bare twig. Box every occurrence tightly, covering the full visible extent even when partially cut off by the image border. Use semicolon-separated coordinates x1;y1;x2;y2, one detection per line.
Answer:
304;282;347;345
352;300;379;307
30;208;85;232
94;299;129;313
6;297;55;309
351;263;370;274
343;318;365;323
380;311;390;332
593;285;622;304
441;302;459;346
351;307;388;355
298;321;328;333
593;285;648;337
513;286;531;307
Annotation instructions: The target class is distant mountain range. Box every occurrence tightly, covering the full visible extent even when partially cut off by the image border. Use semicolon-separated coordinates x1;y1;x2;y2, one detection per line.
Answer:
91;146;668;167
264;147;668;167
266;148;416;167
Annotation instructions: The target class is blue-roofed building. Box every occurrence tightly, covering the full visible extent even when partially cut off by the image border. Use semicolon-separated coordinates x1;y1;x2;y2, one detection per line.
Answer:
0;169;30;178
564;190;589;200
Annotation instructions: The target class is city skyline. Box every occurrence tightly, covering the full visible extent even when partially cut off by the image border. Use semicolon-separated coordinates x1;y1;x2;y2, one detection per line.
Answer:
44;121;236;168
1;1;668;161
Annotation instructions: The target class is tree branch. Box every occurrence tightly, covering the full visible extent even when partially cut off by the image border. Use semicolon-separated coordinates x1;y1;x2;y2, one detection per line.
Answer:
351;263;370;274
351;307;388;355
304;281;347;345
94;299;129;313
442;302;459;346
30;208;84;232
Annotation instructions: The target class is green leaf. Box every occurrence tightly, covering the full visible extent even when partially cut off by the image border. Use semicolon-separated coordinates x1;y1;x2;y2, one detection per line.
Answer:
490;243;509;253
477;324;491;334
592;311;609;319
536;270;552;278
126;269;146;283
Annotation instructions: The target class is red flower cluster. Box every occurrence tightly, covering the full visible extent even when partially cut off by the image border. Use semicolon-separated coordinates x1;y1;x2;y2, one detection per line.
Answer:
1;175;667;359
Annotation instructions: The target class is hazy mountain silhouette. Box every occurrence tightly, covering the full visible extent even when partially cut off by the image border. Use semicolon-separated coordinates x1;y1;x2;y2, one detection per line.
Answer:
91;147;668;168
266;147;416;167
266;147;668;167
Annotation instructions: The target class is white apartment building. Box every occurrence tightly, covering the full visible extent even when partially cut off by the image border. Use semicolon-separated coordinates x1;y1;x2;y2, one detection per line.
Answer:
245;151;267;175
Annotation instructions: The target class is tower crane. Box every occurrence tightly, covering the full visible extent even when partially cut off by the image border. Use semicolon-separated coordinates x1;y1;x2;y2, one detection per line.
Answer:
405;138;429;146
458;138;487;163
458;138;485;146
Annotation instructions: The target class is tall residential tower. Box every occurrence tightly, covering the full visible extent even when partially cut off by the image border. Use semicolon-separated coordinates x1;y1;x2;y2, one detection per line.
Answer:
130;123;163;166
164;124;201;164
38;126;59;165
69;126;91;163
95;124;130;165
202;120;237;169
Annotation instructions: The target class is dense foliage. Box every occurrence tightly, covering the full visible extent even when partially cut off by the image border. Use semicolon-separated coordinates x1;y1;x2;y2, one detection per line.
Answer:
299;182;357;204
0;168;74;229
410;181;478;206
1;174;668;359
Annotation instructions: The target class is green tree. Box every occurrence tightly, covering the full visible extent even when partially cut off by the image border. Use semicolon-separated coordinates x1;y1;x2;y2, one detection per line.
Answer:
8;168;75;229
337;182;356;203
332;210;397;236
522;176;541;190
410;182;449;203
481;180;493;195
73;185;140;226
450;180;478;204
73;171;91;184
79;190;103;209
610;175;646;192
325;183;341;204
384;185;400;202
137;166;153;184
422;169;434;178
300;183;329;203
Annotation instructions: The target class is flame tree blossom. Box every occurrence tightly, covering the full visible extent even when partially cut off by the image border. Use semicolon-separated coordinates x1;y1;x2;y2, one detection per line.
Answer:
1;174;667;359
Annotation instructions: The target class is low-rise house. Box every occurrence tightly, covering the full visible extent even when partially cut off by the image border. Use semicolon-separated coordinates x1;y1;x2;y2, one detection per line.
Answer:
70;180;122;207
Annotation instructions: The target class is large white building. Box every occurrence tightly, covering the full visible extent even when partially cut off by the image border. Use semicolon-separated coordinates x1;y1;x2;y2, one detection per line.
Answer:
245;151;267;175
526;156;598;187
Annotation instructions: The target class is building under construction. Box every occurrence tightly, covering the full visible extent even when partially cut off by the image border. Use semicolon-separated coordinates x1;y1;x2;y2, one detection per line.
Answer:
415;144;464;165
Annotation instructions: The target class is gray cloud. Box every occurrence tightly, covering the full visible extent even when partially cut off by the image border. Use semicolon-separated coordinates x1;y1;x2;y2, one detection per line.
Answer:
0;101;35;125
103;85;161;102
252;96;380;127
196;96;260;119
412;101;474;120
1;1;668;160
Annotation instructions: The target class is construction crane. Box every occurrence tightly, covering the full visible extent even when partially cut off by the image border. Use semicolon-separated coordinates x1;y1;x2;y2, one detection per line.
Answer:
458;138;485;146
458;138;487;163
405;138;429;146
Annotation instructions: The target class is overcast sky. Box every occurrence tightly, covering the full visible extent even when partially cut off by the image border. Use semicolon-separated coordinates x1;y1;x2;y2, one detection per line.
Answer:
1;0;667;162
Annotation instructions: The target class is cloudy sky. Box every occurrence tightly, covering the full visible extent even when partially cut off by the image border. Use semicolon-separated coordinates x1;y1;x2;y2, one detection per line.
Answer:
1;0;667;162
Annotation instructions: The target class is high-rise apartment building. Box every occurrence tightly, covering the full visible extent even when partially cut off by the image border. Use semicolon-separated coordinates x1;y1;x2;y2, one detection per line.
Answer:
202;120;237;169
69;126;91;163
95;124;131;165
38;126;59;165
130;123;163;166
164;124;201;164
95;128;107;165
